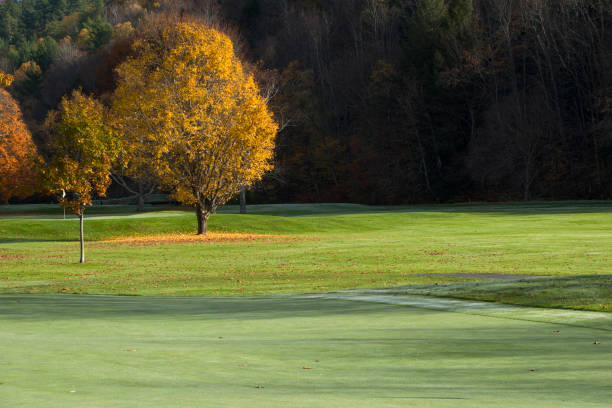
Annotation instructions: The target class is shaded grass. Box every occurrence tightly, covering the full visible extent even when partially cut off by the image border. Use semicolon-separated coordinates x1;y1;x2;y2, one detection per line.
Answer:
379;275;612;312
0;203;175;216
0;294;610;407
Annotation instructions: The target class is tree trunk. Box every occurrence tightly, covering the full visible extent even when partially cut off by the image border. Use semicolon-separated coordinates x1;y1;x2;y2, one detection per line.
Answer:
196;204;209;235
239;186;247;214
79;213;85;263
137;195;145;212
523;158;531;202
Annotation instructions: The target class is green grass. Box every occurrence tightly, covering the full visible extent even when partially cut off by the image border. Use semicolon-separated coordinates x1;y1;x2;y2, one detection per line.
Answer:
385;275;612;312
1;203;611;406
0;202;611;310
1;294;610;407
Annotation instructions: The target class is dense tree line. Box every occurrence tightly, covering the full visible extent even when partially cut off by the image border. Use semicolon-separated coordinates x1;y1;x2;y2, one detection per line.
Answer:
228;0;612;203
1;0;611;204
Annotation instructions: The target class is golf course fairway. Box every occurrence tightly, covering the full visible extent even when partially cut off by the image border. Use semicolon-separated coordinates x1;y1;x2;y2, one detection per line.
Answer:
1;293;610;407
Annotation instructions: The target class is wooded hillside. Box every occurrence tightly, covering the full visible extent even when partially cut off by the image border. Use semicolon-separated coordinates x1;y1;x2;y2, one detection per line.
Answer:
1;0;611;203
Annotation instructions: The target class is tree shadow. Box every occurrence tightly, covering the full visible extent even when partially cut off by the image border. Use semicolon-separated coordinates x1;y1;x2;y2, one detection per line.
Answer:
219;201;612;217
0;294;425;321
0;238;73;243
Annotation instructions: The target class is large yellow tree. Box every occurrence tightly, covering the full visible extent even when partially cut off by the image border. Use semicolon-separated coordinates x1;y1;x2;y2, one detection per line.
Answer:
112;22;277;234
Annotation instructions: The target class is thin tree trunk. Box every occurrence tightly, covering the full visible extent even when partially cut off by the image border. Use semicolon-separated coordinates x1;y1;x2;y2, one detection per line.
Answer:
239;186;247;214
524;153;532;201
79;213;85;263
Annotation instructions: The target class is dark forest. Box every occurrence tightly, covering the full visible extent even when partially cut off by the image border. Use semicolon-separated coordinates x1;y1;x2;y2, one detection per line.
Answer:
1;0;611;204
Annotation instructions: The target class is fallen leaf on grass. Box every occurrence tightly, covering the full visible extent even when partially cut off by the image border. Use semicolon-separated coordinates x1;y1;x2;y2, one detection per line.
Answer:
0;253;26;260
123;349;137;352
255;385;264;389
101;233;304;247
303;366;314;370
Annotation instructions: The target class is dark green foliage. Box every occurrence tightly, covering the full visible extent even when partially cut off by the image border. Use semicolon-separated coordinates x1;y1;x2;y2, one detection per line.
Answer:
15;63;43;97
0;0;106;72
6;47;20;69
17;40;38;66
35;36;58;70
81;16;112;50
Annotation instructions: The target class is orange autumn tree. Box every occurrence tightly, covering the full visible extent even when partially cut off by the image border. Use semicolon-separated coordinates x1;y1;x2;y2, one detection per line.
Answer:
0;71;14;87
44;89;121;263
0;77;41;204
112;22;277;234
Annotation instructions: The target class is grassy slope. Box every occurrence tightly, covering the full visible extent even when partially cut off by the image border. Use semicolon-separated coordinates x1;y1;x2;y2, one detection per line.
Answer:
388;275;612;312
1;294;610;408
0;202;611;310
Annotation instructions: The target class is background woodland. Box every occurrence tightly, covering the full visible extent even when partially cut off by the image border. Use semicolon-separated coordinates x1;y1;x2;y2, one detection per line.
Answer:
1;0;611;204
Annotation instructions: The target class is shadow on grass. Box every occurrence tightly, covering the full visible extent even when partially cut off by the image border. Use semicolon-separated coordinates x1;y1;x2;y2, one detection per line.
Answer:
376;275;612;314
0;203;178;216
0;294;427;321
218;201;612;217
0;238;72;243
391;275;612;294
2;201;612;219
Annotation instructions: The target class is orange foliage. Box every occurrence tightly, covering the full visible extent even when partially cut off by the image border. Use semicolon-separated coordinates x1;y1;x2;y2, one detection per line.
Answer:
13;61;42;82
0;89;41;203
102;232;299;246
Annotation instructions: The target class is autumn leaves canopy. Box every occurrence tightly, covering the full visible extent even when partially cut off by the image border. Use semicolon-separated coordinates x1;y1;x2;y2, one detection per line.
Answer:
112;23;277;233
44;89;119;216
29;22;277;233
0;87;40;204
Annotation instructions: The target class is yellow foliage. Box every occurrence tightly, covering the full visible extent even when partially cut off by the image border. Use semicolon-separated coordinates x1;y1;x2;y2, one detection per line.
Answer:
44;90;121;215
112;22;277;232
49;11;82;38
113;21;134;40
77;28;92;50
0;71;14;87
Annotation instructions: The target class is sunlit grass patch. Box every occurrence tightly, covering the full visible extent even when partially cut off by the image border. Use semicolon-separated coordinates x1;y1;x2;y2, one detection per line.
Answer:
1;202;611;309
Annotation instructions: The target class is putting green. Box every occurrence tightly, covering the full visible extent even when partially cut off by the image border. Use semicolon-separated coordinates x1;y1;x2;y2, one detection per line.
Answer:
1;294;610;407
